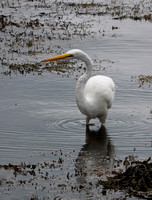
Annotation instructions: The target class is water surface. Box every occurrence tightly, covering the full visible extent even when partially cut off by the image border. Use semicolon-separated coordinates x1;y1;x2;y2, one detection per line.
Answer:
0;0;152;199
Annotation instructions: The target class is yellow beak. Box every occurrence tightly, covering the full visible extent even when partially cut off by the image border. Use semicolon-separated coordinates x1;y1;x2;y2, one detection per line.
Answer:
41;53;72;62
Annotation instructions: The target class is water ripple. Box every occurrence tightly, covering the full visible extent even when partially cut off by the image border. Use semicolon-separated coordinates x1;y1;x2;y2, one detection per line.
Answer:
41;117;86;132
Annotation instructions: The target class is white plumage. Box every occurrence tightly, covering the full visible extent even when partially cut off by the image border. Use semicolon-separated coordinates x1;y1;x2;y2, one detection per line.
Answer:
42;49;115;125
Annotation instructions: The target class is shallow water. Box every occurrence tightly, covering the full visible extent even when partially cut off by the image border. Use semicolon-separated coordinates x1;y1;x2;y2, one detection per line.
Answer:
0;0;152;199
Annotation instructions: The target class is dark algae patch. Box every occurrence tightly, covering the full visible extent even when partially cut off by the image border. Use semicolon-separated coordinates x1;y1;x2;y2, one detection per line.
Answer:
0;0;152;76
1;156;152;199
131;75;152;88
99;158;152;199
138;75;152;87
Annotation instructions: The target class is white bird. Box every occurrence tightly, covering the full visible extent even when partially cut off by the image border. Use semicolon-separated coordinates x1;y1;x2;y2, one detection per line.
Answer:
42;49;115;126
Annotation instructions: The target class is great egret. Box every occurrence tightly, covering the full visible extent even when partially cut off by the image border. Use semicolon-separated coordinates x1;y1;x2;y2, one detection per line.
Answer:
42;49;115;125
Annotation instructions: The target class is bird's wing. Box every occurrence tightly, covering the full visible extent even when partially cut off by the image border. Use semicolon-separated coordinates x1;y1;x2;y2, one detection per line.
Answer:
84;75;115;109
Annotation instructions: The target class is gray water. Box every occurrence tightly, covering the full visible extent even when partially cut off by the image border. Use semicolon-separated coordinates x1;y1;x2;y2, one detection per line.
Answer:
0;0;152;199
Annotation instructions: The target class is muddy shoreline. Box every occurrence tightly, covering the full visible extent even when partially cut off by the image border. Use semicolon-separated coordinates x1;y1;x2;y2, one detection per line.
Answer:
1;153;152;199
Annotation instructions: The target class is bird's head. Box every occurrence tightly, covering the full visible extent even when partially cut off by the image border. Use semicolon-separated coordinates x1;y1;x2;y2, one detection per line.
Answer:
41;49;90;63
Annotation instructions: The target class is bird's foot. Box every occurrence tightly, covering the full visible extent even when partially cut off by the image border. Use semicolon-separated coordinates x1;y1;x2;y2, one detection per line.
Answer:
86;116;95;126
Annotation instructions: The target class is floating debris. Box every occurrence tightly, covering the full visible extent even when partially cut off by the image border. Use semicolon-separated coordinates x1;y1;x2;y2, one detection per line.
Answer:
138;75;152;87
131;75;152;87
0;153;152;199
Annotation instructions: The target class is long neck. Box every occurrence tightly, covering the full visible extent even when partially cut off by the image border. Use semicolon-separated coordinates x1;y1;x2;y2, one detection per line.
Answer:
76;55;93;114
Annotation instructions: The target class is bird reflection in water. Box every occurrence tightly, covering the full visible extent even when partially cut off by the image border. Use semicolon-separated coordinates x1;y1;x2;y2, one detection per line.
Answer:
75;125;115;185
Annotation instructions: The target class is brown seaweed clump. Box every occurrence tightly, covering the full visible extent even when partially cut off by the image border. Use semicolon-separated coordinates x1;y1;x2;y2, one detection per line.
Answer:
99;158;152;199
138;75;152;87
